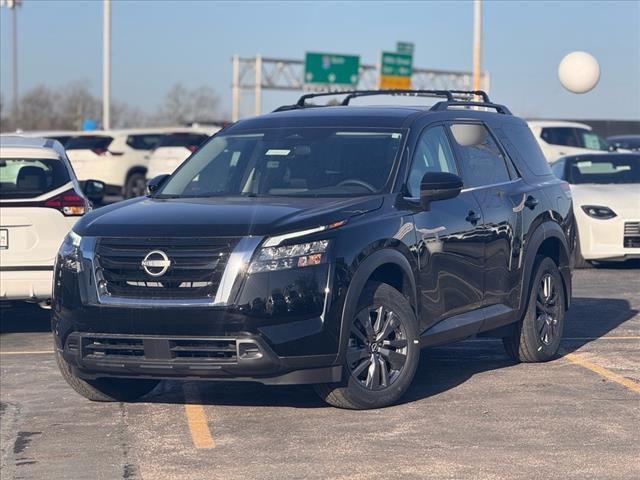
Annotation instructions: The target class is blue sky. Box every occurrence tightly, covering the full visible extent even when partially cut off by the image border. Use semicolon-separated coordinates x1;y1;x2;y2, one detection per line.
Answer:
1;0;638;120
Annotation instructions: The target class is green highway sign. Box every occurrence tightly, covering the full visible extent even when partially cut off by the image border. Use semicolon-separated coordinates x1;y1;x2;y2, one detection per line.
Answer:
379;51;413;89
304;52;360;86
396;41;415;55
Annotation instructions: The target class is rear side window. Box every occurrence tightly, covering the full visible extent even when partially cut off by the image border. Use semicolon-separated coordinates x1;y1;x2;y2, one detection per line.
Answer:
126;134;163;150
0;158;70;199
502;124;552;176
65;136;113;151
157;133;209;149
449;123;511;188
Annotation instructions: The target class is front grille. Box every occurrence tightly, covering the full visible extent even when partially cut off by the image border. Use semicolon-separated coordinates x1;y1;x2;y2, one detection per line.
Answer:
624;222;640;235
80;335;238;363
624;236;640;248
82;337;145;359
94;237;238;299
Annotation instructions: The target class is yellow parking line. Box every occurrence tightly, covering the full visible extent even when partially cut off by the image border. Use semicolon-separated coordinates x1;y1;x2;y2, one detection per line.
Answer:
565;352;640;394
183;384;215;449
0;350;53;355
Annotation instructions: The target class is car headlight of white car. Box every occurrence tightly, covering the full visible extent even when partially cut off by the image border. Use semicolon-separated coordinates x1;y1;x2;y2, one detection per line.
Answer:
581;205;617;220
58;231;83;272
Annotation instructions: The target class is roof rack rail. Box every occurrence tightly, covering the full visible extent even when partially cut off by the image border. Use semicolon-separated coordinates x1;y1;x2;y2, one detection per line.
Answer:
272;89;511;115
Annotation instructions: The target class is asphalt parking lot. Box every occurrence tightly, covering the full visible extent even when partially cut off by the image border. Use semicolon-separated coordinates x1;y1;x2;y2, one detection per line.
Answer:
1;265;639;480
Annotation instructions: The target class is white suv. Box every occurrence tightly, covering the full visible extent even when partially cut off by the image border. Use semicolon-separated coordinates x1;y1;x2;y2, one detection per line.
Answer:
146;128;219;180
65;128;180;199
0;136;102;303
528;121;610;162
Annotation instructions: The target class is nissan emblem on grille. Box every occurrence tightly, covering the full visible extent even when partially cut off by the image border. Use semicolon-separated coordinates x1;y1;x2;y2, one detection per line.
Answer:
141;250;171;277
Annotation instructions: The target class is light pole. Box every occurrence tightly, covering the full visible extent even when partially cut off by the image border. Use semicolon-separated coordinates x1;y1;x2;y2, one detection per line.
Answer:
1;0;22;123
472;0;482;91
102;0;111;130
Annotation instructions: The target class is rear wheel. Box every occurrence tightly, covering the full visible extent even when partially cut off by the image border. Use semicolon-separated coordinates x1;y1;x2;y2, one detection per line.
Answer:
55;347;159;402
503;256;565;362
314;282;420;409
123;172;147;199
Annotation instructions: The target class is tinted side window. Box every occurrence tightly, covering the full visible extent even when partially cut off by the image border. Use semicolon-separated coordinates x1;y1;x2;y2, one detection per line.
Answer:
541;127;578;147
449;123;510;188
502;124;552;176
65;136;113;151
126;134;163;150
406;126;458;197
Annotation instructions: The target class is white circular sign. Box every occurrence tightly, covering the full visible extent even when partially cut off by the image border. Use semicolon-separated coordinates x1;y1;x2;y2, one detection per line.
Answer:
558;51;600;94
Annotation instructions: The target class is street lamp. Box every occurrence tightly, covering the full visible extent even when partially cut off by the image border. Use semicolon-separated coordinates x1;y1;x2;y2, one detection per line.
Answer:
1;0;22;122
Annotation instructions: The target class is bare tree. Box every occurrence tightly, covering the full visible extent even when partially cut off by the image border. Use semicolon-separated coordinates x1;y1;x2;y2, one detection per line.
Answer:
151;83;221;125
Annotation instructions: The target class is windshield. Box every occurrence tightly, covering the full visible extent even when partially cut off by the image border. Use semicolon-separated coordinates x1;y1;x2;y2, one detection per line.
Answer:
565;154;640;184
157;127;404;198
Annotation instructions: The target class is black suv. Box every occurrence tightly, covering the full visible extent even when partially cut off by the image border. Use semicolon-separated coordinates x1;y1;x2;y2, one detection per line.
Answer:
53;90;573;409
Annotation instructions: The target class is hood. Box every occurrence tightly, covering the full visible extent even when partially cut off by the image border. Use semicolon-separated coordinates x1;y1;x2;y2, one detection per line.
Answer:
74;195;384;237
571;184;640;216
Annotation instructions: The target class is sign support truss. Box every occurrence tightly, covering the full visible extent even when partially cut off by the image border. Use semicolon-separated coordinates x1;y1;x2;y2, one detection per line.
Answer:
231;55;489;121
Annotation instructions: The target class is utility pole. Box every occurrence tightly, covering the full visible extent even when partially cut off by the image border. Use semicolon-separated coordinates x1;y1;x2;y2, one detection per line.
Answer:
231;54;240;122
472;0;482;91
1;0;22;123
102;0;111;130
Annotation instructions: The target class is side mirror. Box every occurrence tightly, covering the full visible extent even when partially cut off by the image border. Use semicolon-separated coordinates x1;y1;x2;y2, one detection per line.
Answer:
82;179;106;204
147;174;170;194
420;172;463;210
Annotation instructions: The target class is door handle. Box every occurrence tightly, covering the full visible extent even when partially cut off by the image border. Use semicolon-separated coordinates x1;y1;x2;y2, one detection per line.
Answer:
465;211;481;224
524;195;539;210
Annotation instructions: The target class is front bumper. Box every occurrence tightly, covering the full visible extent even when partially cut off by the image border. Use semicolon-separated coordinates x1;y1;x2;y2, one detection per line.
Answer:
59;331;342;385
577;213;640;261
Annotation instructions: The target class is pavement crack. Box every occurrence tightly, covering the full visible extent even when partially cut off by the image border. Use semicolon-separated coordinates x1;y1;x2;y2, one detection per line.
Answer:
119;403;142;480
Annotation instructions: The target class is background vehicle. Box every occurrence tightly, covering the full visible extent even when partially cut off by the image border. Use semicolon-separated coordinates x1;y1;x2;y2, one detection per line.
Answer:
65;128;178;199
52;90;573;409
528;120;609;162
607;135;640;151
0;136;103;303
551;152;640;267
145;128;219;179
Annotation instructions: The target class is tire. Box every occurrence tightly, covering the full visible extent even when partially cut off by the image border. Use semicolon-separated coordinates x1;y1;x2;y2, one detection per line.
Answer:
55;347;160;402
123;172;147;199
503;256;566;362
314;282;420;409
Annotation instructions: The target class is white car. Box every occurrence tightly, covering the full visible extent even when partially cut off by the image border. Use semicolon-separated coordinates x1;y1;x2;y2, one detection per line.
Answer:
146;129;218;180
528;121;610;162
65;128;181;199
0;136;103;303
551;152;640;267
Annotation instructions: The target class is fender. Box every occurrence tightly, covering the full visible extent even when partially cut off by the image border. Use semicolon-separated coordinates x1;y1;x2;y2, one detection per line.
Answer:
520;220;572;316
334;248;418;364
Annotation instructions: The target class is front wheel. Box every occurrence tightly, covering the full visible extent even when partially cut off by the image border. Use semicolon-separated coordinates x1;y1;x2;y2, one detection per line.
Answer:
55;347;160;402
503;256;566;362
314;282;420;409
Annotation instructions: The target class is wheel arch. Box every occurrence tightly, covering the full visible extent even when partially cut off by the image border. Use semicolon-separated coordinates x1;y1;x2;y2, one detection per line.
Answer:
335;248;418;364
522;221;572;312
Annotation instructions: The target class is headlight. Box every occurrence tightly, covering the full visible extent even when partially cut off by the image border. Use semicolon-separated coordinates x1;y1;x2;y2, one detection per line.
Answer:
581;205;617;219
58;231;83;272
248;240;329;274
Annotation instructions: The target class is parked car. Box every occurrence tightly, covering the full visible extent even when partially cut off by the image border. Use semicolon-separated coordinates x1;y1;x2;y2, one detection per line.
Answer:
53;90;573;409
145;129;219;180
607;135;640;152
0;136;104;304
528;120;609;162
551;152;640;267
64;129;176;199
